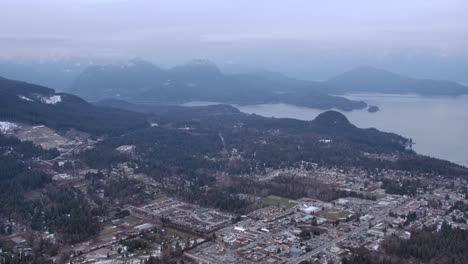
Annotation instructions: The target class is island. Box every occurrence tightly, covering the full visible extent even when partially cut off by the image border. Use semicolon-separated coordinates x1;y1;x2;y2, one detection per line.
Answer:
367;105;380;113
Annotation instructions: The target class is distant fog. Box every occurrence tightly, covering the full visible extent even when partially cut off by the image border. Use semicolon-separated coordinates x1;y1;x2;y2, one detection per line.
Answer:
0;0;467;82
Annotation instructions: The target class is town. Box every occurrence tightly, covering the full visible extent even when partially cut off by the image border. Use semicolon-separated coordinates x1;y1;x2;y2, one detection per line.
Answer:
1;121;467;264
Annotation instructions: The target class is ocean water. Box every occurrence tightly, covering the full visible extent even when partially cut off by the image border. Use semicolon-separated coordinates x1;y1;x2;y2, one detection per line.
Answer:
235;94;468;167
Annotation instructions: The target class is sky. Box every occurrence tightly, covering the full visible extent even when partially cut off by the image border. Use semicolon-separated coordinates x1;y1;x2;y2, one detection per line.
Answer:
1;0;467;81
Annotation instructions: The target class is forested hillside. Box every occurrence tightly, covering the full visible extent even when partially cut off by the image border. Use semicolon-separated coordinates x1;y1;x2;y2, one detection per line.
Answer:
0;77;148;135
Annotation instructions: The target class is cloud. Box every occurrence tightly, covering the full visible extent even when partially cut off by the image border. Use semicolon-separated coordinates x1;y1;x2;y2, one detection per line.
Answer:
0;0;467;59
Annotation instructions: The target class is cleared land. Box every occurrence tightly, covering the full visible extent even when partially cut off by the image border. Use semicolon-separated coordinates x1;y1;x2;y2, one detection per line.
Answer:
317;209;351;220
260;195;297;208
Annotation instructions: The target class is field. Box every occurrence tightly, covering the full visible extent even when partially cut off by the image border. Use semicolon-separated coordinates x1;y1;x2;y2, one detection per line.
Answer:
370;192;386;199
260;195;297;208
317;209;351;220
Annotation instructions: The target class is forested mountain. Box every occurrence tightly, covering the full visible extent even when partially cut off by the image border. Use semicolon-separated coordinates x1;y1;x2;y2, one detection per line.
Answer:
1;74;464;177
0;76;148;135
93;99;467;177
324;66;468;96
69;59;166;100
70;59;367;111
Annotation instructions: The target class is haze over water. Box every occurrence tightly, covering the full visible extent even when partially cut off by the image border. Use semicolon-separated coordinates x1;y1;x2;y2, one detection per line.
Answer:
235;94;468;167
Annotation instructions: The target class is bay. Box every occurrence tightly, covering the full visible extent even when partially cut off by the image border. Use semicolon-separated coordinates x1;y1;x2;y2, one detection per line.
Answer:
235;94;468;167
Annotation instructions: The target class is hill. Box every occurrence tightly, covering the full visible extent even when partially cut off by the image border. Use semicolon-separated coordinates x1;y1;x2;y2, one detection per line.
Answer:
0;76;148;135
325;66;468;95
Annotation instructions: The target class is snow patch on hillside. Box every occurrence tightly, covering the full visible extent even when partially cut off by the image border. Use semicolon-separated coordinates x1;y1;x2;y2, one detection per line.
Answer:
116;145;136;153
17;95;34;102
39;95;62;105
0;121;19;133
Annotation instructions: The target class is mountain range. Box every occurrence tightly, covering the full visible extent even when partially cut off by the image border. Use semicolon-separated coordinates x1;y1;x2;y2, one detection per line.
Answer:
2;59;467;112
70;59;366;111
1;75;466;176
0;75;405;156
68;60;468;110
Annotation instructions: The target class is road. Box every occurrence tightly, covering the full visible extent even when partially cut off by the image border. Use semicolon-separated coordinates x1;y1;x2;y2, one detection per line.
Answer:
49;142;93;161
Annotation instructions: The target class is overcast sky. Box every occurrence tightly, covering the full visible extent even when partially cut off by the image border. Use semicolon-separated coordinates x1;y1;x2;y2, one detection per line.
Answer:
1;0;467;81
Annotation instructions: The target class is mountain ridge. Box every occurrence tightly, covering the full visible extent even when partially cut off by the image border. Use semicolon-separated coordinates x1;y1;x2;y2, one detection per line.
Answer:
325;65;468;95
69;59;367;111
69;61;468;112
